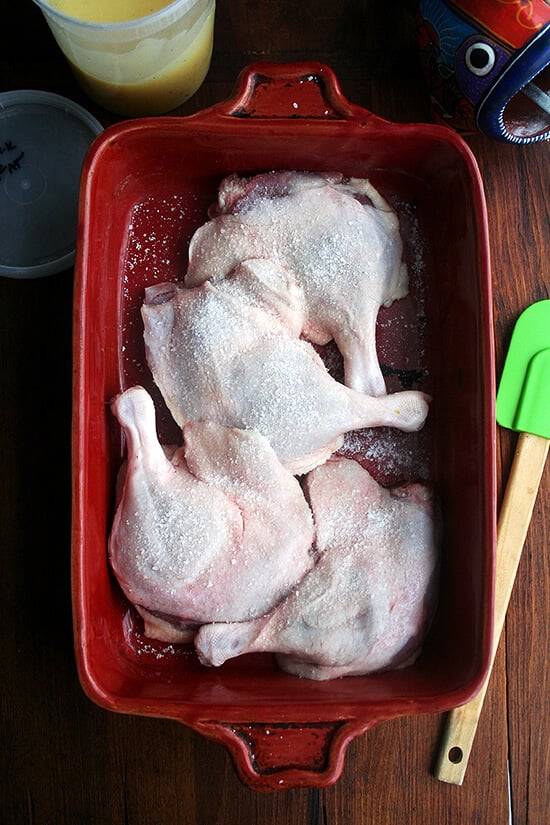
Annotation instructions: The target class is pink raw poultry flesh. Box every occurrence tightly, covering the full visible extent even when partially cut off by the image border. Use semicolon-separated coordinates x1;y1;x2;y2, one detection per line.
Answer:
195;456;438;680
109;386;315;643
185;171;409;396
142;258;429;475
108;169;437;679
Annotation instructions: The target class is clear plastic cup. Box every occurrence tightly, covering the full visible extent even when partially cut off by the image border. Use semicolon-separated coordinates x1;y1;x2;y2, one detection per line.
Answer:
32;0;215;117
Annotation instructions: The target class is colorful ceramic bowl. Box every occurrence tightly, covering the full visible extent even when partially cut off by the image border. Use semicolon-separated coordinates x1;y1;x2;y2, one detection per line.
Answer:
417;0;550;143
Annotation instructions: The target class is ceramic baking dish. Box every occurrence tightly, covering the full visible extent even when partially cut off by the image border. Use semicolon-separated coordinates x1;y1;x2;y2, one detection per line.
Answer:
72;62;496;791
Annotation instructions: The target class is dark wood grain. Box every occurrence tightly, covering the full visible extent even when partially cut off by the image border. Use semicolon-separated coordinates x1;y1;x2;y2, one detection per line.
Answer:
1;2;548;823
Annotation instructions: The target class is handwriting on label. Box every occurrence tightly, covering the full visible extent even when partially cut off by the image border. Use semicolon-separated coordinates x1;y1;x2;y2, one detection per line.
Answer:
0;141;25;181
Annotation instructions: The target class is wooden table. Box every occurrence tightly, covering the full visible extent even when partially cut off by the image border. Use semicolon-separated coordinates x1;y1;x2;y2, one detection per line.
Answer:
2;2;548;823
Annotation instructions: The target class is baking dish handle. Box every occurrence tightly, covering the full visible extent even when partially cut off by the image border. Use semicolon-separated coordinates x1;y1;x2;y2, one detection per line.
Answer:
194;717;374;791
205;60;386;124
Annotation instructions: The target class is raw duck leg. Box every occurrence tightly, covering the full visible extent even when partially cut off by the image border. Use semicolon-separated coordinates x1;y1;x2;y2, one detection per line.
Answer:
108;386;315;643
142;260;430;475
195;456;438;680
185;171;409;396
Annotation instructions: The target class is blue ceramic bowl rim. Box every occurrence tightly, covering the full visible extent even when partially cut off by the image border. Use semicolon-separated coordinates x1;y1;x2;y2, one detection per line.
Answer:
476;22;550;144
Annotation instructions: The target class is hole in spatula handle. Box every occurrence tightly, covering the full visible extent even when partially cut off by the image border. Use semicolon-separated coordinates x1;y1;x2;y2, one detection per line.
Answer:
448;746;463;764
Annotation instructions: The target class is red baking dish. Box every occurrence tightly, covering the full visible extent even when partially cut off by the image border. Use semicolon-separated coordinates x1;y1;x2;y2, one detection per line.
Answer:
72;62;496;791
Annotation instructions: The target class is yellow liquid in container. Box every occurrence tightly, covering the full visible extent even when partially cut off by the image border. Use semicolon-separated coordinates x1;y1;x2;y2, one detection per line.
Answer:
45;0;173;24
38;0;215;116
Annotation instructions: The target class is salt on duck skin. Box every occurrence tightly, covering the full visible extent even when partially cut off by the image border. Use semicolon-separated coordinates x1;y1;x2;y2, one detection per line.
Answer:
108;385;315;643
142;258;429;476
185;171;409;397
195;456;438;680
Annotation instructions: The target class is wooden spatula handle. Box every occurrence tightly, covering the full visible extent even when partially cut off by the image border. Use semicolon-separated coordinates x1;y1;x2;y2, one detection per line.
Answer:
435;431;549;785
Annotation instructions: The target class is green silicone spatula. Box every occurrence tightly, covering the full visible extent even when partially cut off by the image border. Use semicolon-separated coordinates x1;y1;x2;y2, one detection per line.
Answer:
435;300;550;785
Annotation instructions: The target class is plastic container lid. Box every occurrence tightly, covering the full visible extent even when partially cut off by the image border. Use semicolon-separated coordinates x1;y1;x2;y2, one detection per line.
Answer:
0;90;103;279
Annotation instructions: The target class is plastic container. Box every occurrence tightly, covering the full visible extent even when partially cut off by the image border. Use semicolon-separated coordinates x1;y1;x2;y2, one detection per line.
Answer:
32;0;215;116
72;62;496;791
0;90;102;279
